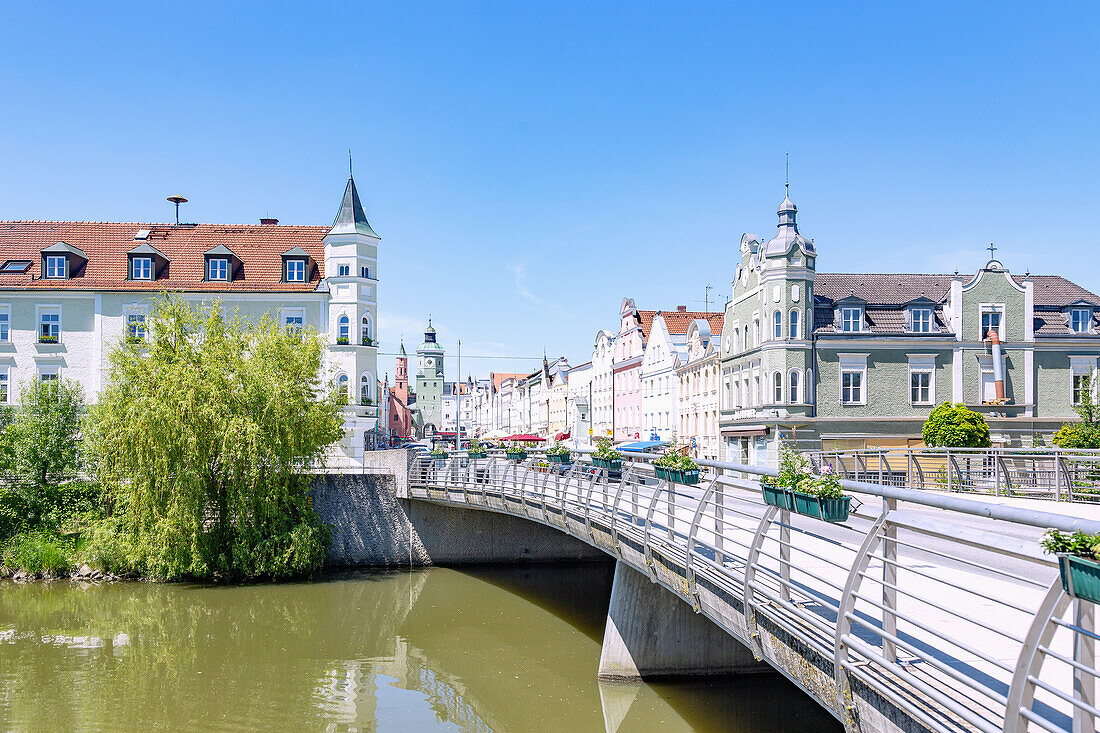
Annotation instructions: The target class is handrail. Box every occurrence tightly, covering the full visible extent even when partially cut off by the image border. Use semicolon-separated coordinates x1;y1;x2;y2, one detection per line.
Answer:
406;449;1098;733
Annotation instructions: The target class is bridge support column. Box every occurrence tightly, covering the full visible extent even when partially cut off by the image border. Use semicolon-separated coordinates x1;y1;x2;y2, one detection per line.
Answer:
597;561;767;679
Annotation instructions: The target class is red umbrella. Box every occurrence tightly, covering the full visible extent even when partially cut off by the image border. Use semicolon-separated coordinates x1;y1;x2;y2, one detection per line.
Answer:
505;434;546;443
555;431;571;441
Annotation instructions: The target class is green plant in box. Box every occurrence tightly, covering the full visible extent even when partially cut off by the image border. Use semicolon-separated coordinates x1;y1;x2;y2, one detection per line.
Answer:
1043;529;1100;603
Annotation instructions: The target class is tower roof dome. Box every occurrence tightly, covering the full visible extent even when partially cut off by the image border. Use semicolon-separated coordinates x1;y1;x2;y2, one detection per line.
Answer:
764;185;815;258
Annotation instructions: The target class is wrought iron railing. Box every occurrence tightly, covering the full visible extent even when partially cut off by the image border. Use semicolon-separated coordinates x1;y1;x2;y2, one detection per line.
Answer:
408;449;1099;733
804;448;1100;503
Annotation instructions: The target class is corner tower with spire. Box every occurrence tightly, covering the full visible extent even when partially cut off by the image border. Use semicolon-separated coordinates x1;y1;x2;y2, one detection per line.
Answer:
415;319;445;434
323;167;381;459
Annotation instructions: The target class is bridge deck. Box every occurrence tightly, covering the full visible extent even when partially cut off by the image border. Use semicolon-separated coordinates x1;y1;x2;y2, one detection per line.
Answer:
407;455;1099;733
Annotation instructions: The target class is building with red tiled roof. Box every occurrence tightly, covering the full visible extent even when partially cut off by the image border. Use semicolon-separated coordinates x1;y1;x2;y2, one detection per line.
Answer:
0;176;383;464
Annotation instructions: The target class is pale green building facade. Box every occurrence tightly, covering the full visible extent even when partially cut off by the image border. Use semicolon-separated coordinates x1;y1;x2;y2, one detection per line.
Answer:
719;190;1100;465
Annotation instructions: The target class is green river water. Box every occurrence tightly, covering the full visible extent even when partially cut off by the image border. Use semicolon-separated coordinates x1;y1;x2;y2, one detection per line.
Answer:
0;563;840;731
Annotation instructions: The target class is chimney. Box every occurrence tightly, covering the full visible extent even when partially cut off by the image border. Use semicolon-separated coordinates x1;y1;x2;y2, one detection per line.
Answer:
260;218;279;226
676;305;687;312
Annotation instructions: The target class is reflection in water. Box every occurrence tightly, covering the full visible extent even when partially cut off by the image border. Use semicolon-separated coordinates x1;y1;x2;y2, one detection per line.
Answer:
0;565;839;731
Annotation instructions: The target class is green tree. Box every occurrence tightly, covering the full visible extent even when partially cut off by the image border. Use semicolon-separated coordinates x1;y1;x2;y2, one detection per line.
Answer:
1053;376;1100;449
921;402;992;448
8;378;84;486
86;295;344;581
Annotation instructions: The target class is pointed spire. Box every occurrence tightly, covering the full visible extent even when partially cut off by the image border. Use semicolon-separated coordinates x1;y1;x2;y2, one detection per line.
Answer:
399;339;407;357
328;174;379;238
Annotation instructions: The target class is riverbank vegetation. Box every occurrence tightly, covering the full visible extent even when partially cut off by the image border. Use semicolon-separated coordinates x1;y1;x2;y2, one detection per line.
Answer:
0;296;344;582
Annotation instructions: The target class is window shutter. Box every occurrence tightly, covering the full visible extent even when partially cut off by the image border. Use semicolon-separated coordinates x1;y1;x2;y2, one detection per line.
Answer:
833;307;842;328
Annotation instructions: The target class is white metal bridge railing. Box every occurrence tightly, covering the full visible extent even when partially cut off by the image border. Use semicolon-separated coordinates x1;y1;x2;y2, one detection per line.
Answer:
803;448;1100;503
407;449;1099;733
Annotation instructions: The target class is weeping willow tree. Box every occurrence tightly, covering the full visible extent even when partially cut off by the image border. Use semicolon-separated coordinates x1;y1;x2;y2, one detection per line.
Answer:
85;295;344;581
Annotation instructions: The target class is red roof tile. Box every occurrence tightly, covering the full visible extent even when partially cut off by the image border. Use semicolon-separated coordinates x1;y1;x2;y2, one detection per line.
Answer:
0;220;327;291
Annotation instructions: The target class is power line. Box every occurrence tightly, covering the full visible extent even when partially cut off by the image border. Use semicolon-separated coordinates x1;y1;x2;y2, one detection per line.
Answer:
376;352;545;360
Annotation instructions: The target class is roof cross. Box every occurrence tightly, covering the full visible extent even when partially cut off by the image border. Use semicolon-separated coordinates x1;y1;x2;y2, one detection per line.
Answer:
987;242;997;258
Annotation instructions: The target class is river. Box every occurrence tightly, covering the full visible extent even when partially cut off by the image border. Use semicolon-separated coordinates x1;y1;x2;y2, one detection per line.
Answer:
0;563;840;731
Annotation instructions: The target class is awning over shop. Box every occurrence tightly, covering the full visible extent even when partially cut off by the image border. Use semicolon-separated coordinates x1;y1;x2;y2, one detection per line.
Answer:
720;425;770;438
617;440;669;453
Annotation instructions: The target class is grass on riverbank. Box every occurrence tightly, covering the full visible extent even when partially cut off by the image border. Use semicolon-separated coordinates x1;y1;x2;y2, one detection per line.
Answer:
0;532;78;576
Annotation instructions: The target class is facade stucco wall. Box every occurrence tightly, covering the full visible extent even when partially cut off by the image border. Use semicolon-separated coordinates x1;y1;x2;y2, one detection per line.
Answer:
816;347;952;419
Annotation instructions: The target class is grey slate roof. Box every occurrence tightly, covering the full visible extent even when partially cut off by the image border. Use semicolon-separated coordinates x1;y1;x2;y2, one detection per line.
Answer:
328;177;379;238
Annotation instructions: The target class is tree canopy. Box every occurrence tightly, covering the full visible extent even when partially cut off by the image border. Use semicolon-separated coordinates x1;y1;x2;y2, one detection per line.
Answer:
921;402;992;448
86;296;344;580
1053;375;1100;449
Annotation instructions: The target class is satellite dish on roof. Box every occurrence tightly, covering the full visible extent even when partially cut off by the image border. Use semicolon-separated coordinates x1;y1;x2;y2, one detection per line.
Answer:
166;195;188;225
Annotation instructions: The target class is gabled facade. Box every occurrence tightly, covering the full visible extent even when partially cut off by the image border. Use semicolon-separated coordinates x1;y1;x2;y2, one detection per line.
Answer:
676;316;724;461
719;189;1100;465
0;174;381;463
591;330;615;439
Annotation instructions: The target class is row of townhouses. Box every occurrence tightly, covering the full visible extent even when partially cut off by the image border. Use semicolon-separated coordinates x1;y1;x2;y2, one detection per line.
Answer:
449;187;1100;465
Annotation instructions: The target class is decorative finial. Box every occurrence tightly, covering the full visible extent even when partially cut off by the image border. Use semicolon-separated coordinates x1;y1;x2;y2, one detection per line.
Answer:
785;152;789;195
349;149;353;179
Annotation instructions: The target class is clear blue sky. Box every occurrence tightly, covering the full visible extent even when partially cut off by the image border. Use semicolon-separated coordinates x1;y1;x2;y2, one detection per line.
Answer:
2;2;1098;382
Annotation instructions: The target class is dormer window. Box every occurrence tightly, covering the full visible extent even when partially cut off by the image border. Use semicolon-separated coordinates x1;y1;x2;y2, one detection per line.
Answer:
131;256;153;281
910;307;933;333
1071;308;1093;334
208;258;229;281
286;259;306;282
841;307;863;332
45;255;67;279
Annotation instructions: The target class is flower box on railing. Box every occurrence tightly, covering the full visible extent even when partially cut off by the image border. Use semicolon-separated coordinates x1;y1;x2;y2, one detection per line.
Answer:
547;452;570;464
593;457;621;471
677;468;700;485
362;338;376;347
760;482;795;510
466;451;487;460
654;466;670;481
1058;554;1100;604
506;451;527;462
792;491;851;523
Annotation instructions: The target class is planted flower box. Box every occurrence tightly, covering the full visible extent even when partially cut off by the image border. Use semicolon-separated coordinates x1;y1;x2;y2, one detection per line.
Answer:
792;492;851;523
506;451;527;462
761;482;794;510
547;452;570;463
336;336;350;345
39;335;59;344
654;466;670;481
1058;554;1100;604
677;468;700;485
593;457;621;471
466;451;487;460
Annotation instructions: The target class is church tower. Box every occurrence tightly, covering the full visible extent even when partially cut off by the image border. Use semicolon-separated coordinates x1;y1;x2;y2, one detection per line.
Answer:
395;340;409;404
415;320;445;433
323;170;380;458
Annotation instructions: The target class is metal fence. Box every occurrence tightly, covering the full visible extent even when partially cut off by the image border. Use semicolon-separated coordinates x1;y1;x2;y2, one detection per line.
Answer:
802;448;1100;503
408;448;1098;733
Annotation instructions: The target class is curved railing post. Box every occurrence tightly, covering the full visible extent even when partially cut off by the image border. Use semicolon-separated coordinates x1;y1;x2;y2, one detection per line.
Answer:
642;479;665;582
685;478;717;612
743;504;779;660
1003;578;1070;733
833;513;888;733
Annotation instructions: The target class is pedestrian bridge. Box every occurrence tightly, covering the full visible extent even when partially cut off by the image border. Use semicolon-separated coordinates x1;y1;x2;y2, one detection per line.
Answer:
405;450;1099;733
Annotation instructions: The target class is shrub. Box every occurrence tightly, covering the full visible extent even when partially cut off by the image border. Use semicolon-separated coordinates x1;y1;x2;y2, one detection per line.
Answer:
1041;529;1100;560
922;402;991;448
1;532;74;574
429;447;448;458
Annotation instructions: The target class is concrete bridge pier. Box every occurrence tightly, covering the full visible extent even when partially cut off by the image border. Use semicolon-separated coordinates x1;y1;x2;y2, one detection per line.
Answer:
597;561;769;680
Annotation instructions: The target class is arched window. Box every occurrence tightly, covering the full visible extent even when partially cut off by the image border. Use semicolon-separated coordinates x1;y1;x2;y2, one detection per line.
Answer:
361;315;372;345
337;373;349;402
360;373;373;405
774;310;783;339
788;370;800;404
773;372;783;404
338;315;350;342
789;309;800;340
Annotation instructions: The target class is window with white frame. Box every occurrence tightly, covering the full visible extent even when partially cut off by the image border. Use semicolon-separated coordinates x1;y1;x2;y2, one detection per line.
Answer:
1073;373;1089;405
285;259;306;282
281;307;305;334
773;372;783;403
788;370;800;403
39;366;59;382
360;374;373;404
773;311;782;339
337;374;349;402
1071;308;1093;334
45;255;67;279
0;305;9;342
131;256;153;280
337;264;350;276
908;355;935;405
208;258;229;281
840;307;862;332
789;309;800;340
39;306;60;343
910;308;933;333
0;369;8;403
1071;358;1096;405
980;305;1004;339
839;354;868;405
126;311;146;342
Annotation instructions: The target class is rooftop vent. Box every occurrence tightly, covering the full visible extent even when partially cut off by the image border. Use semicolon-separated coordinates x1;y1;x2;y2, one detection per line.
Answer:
259;218;279;226
676;305;687;312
